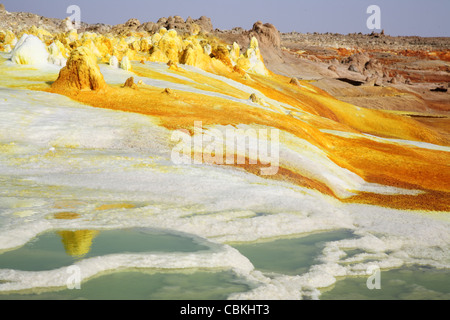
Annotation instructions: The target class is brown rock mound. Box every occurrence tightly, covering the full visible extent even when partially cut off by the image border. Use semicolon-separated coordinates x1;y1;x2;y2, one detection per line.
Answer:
343;52;370;74
162;88;176;96
123;77;137;89
52;46;106;91
125;18;140;28
137;21;157;33
216;21;284;69
195;16;213;33
250;21;281;49
250;93;262;104
137;16;213;35
328;65;338;73
364;58;384;77
289;77;301;86
112;18;141;34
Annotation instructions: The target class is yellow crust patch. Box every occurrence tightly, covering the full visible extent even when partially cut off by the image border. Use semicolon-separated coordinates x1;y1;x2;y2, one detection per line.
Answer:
95;203;136;211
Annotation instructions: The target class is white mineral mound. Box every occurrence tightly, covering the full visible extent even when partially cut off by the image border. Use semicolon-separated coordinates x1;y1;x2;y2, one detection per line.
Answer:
11;34;49;66
48;42;67;66
109;55;119;68
120;56;132;71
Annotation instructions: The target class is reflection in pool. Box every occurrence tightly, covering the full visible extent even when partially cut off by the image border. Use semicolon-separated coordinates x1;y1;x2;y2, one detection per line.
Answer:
0;228;255;300
0;228;209;271
58;230;99;258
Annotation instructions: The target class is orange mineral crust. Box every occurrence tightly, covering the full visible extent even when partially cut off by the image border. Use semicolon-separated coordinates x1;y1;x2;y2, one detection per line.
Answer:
322;134;450;193
44;73;449;211
8;31;445;213
343;190;450;212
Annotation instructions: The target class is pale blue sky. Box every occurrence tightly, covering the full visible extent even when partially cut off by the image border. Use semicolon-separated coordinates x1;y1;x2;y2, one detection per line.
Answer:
2;0;449;36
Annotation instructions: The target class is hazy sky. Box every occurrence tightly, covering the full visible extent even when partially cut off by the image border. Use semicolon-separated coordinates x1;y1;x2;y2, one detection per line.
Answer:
2;0;449;37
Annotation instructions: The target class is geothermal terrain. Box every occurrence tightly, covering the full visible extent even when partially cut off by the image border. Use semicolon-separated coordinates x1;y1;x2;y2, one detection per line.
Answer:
0;4;449;300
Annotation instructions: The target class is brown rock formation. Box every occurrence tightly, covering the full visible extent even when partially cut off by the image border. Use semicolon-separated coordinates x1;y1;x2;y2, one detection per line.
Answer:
162;88;175;96
123;77;137;89
250;21;281;49
137;21;157;33
112;18;141;34
289;77;301;86
343;52;371;74
214;21;284;68
137;16;213;35
250;93;262;104
196;16;214;33
125;18;140;28
328;65;338;73
364;59;384;76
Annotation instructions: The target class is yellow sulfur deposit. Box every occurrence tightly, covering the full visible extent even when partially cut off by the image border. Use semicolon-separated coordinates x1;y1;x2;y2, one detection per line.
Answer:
0;20;448;212
157;29;184;63
240;37;270;76
51;46;106;91
0;22;273;77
